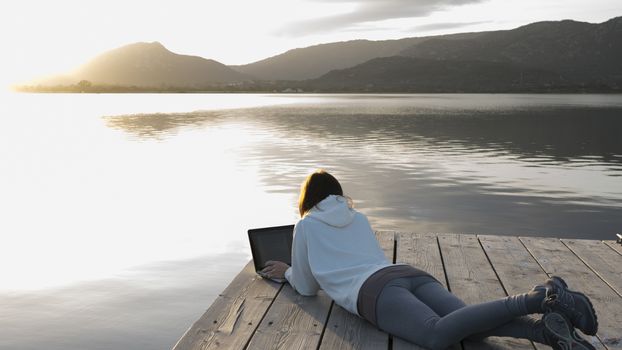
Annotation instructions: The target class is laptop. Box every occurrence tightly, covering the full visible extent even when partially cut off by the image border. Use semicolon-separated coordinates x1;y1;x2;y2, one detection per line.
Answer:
248;224;294;283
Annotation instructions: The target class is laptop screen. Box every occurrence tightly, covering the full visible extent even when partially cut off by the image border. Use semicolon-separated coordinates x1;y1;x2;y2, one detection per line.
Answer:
248;224;294;272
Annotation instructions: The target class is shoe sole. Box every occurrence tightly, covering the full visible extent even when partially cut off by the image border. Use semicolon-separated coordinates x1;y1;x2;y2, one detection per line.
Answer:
552;276;599;335
544;312;595;350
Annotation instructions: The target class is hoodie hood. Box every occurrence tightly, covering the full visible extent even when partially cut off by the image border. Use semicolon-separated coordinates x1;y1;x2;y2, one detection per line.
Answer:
306;195;355;227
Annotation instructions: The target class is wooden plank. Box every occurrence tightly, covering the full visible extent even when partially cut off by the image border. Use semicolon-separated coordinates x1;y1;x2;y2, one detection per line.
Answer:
603;240;622;256
439;234;534;350
563;239;622;297
520;237;622;350
173;261;282;350
377;231;396;263
319;308;389;350
479;235;603;350
318;231;394;350
396;232;446;286
478;235;546;296
478;235;546;350
391;232;451;350
246;286;333;350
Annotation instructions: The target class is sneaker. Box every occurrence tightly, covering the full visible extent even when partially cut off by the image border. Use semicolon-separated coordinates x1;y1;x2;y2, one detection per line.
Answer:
542;312;596;350
541;276;598;336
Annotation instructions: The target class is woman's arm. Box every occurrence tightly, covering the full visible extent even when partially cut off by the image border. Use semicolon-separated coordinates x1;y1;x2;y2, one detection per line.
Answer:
284;221;320;296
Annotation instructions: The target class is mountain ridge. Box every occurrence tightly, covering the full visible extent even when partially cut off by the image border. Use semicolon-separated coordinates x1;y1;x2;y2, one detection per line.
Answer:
41;41;250;87
230;32;482;80
306;56;567;92
21;16;622;92
400;16;622;83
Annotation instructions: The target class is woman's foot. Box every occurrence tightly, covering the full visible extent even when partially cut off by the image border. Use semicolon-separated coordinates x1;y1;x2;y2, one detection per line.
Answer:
541;312;596;350
540;276;598;336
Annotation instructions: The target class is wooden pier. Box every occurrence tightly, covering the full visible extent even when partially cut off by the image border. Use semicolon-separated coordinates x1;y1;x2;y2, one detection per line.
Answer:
173;233;622;350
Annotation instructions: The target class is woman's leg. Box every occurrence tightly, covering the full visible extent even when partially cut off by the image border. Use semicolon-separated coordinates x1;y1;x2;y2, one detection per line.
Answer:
413;281;545;343
375;278;539;349
411;279;466;316
465;316;545;343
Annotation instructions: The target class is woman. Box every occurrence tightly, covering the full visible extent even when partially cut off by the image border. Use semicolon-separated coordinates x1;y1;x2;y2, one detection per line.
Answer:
261;170;598;350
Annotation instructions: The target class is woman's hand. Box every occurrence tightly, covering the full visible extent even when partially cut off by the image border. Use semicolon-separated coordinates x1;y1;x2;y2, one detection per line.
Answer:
260;260;290;279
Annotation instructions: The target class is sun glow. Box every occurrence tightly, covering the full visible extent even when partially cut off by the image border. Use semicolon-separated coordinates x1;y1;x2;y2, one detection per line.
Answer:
0;93;304;291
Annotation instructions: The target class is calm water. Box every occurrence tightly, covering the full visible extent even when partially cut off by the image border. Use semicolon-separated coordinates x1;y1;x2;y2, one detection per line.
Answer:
1;93;621;349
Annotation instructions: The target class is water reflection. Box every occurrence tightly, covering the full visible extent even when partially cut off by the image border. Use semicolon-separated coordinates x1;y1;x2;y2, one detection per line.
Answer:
106;102;622;166
104;112;223;139
240;104;622;166
0;252;247;350
105;95;622;239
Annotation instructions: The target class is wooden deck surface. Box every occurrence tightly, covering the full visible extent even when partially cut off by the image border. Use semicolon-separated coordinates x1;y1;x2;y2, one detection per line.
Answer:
173;233;622;350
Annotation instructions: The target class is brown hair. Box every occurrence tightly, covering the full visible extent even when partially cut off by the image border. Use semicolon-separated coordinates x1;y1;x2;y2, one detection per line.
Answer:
298;170;343;217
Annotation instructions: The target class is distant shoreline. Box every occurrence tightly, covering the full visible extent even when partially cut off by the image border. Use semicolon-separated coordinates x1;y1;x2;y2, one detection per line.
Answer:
13;84;622;94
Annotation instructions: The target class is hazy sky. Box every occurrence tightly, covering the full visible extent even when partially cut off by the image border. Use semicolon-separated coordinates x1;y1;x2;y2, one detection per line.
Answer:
1;0;620;88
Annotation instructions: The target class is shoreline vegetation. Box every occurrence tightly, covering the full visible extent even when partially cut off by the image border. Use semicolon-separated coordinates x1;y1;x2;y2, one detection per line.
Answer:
13;80;622;94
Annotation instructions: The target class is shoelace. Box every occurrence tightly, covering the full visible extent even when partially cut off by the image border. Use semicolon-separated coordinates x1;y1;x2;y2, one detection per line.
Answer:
544;294;584;320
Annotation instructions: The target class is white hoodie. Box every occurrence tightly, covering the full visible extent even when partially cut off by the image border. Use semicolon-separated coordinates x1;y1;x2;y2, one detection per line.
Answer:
284;195;391;315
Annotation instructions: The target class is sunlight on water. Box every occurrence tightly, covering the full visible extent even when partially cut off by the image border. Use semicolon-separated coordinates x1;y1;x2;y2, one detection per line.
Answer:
0;93;312;291
0;91;321;115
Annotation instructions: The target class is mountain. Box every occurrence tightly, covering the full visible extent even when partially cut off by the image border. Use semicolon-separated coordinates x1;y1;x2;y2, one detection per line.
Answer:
24;16;622;92
304;16;622;92
43;42;250;87
400;17;622;84
308;56;565;92
230;33;481;81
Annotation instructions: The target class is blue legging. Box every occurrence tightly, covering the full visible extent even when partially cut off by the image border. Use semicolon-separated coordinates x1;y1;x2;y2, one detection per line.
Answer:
375;276;541;350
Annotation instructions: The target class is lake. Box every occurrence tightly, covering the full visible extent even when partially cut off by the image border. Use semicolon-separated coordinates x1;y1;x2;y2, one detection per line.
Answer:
1;93;621;349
